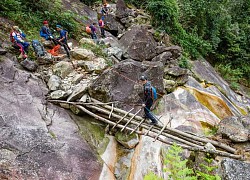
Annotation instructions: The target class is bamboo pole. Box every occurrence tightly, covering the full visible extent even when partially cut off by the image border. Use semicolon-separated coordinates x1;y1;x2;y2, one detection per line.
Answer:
111;108;134;130
76;105;242;160
50;99;236;154
84;104;213;149
90;98;236;153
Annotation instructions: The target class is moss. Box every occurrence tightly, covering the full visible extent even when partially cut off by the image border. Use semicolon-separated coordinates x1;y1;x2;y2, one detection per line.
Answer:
115;131;137;143
72;114;110;156
49;131;57;139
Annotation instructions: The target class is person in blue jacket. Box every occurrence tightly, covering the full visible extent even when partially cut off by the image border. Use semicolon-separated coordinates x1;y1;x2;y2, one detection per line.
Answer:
40;21;53;40
55;24;71;57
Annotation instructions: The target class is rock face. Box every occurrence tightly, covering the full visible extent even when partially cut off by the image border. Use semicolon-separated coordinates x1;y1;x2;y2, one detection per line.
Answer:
116;0;129;19
88;59;164;108
0;57;102;179
191;60;250;115
221;158;250;180
119;25;157;61
104;14;124;36
217;116;250;142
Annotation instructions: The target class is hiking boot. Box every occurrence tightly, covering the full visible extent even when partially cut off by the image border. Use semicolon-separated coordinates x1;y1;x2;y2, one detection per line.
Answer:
150;121;158;125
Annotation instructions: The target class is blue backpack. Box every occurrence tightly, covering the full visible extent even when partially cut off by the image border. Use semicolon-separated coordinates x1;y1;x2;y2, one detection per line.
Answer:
151;86;158;101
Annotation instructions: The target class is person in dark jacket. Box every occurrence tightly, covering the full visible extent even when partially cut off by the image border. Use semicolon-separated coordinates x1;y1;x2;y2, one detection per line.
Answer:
139;75;158;125
56;24;71;58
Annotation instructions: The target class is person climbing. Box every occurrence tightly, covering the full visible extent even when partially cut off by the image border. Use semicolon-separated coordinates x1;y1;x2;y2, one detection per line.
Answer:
139;75;158;125
55;24;71;58
10;26;29;59
99;19;105;38
89;23;98;43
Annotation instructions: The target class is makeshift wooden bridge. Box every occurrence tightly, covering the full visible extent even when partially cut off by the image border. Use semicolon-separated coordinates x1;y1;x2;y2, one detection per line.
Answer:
49;95;243;160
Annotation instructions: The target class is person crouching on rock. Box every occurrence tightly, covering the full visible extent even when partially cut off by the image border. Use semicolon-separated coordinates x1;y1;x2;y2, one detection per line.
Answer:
139;75;158;125
89;23;98;43
10;26;29;59
40;20;57;44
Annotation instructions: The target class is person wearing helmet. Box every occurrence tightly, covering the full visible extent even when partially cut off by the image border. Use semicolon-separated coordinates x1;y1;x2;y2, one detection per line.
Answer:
139;75;158;125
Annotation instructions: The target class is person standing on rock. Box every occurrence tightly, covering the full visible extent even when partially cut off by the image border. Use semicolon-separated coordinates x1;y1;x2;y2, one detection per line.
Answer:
99;19;105;38
55;24;71;58
139;75;158;125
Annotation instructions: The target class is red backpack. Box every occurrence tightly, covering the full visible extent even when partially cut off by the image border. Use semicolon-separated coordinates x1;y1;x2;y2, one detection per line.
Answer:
10;31;15;43
86;26;92;34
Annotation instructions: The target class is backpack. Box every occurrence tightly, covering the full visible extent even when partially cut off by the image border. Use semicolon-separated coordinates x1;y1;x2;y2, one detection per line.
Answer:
32;40;46;57
151;86;158;101
10;31;16;43
86;26;91;34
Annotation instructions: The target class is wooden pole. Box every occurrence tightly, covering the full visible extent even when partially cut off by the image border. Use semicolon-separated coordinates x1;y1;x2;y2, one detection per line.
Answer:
89;98;236;153
76;105;242;160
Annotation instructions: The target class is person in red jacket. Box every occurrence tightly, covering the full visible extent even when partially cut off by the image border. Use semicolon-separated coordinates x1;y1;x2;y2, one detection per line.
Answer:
10;26;29;59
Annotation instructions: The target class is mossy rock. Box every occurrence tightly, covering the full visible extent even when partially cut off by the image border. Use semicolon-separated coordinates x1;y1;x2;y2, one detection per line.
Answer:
115;131;139;149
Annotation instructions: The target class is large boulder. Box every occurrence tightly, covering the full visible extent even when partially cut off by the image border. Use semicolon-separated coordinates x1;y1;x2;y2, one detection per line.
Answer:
88;59;164;109
71;47;95;61
119;25;157;61
116;0;129;19
52;61;74;78
221;158;250;180
104;14;124;36
191;60;250;115
217;116;249;142
0;57;102;179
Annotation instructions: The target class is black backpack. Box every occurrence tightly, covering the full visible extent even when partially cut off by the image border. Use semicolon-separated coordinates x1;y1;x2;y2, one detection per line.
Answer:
32;40;46;57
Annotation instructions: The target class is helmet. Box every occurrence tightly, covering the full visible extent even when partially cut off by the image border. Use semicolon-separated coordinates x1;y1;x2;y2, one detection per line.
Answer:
139;75;147;81
43;20;48;25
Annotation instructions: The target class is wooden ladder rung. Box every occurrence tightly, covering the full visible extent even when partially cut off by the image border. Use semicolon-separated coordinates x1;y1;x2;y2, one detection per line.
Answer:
130;118;146;135
109;103;114;118
121;108;142;132
111;108;134;130
144;125;154;135
153;123;168;142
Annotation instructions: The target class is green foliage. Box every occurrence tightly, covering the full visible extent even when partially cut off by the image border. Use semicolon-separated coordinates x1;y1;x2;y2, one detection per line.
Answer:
164;143;197;180
123;0;250;86
81;42;107;59
215;63;243;90
178;53;192;69
144;172;163;180
144;144;221;180
79;0;101;6
0;0;82;40
196;155;221;180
